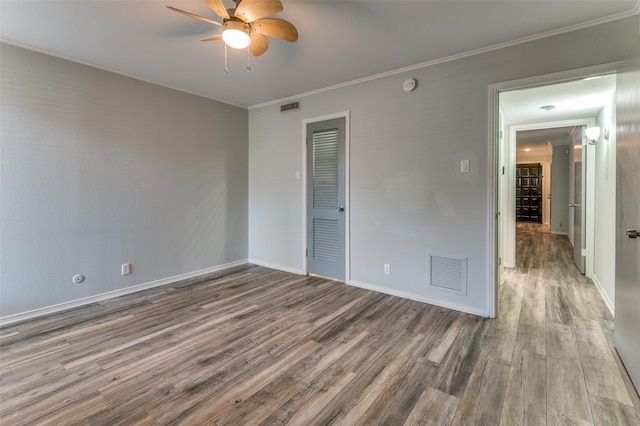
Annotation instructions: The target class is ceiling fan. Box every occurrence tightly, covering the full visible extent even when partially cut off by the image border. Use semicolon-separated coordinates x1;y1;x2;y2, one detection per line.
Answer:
167;0;298;58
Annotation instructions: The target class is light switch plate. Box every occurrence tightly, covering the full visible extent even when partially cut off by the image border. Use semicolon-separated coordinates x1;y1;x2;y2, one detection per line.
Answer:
461;160;470;173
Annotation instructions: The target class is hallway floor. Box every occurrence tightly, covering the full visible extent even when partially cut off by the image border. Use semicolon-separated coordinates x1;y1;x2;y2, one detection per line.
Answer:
500;222;640;424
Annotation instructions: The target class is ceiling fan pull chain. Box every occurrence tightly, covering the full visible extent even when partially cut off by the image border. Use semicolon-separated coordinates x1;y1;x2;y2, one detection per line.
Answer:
247;47;252;72
224;43;229;75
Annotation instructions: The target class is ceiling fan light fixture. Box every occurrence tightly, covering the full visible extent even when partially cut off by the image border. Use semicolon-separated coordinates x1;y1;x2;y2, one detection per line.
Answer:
167;0;298;71
222;21;250;49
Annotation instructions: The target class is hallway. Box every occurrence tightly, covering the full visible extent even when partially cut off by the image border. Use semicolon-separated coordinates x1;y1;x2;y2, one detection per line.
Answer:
499;223;640;424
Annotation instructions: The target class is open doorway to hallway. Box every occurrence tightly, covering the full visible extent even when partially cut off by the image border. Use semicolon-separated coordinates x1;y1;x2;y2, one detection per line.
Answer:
487;69;640;417
496;71;617;315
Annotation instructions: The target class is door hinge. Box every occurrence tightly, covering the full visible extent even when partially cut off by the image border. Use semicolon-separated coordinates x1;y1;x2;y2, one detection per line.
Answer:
306;248;308;256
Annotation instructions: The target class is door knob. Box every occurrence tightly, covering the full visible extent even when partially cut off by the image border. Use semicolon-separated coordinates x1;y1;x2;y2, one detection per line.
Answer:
627;229;638;239
337;206;344;212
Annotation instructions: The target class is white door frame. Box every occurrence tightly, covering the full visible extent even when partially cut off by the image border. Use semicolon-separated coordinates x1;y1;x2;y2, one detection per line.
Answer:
301;111;351;283
504;119;596;270
487;62;620;318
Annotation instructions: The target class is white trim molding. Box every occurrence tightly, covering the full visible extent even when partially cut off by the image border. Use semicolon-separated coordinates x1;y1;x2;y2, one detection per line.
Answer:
249;12;635;109
0;260;248;327
248;259;303;276
507;118;596;276
487;85;499;318
349;280;489;318
592;274;615;316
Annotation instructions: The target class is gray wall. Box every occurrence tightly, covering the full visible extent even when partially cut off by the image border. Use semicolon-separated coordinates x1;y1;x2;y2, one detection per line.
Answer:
1;44;248;317
592;93;616;310
248;16;639;316
551;145;570;235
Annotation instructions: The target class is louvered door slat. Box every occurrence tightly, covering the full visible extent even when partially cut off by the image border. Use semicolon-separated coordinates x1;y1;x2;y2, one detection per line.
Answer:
312;129;339;209
313;219;339;262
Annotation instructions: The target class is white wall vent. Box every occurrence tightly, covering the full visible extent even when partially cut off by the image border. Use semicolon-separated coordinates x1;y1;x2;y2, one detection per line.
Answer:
427;254;468;295
280;101;301;113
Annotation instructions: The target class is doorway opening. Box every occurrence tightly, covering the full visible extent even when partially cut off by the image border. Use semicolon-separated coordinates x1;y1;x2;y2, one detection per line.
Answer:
515;162;544;224
488;64;618;318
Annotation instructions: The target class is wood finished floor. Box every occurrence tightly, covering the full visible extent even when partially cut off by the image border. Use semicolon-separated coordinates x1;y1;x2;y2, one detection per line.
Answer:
1;225;639;425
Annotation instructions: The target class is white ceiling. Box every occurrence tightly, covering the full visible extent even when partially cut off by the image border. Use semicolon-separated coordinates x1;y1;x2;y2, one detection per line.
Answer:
1;1;637;108
501;75;618;126
501;74;617;157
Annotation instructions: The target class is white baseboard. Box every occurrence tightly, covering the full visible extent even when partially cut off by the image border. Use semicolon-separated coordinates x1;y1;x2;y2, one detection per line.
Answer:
591;274;615;317
348;280;489;318
248;259;304;275
2;260;490;327
247;263;488;317
551;231;569;236
0;259;248;327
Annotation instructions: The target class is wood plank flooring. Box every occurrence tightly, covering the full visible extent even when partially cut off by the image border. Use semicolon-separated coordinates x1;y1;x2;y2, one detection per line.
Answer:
1;224;639;425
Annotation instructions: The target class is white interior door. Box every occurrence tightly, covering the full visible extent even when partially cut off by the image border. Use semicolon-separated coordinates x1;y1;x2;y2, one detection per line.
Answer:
614;41;640;394
571;127;586;274
498;109;506;282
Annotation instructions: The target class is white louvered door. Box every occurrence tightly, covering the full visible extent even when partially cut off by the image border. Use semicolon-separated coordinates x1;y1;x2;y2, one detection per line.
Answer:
307;117;345;281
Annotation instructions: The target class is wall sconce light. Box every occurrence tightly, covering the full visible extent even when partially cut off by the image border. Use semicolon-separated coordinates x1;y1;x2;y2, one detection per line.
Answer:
585;126;609;144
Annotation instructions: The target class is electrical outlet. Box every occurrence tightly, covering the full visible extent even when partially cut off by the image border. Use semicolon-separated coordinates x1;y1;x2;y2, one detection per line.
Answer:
121;263;132;276
384;264;391;275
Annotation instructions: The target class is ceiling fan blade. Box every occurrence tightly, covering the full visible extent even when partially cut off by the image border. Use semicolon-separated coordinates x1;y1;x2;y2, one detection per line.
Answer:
251;18;298;42
200;34;222;42
166;6;222;26
249;32;269;56
234;0;283;23
205;0;230;20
